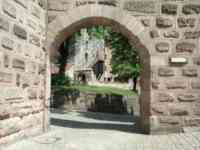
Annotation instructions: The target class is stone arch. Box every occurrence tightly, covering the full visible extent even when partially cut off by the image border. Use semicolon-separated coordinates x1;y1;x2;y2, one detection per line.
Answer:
47;5;153;133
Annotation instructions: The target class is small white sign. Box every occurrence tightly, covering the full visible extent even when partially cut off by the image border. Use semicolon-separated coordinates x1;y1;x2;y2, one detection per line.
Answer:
169;57;187;64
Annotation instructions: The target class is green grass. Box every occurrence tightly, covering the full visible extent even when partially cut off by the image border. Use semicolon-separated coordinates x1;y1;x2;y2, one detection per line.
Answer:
61;85;136;96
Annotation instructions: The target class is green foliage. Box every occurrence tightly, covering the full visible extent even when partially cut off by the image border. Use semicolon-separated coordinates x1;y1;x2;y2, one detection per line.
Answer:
109;31;140;81
87;26;110;39
62;85;136;96
51;74;71;86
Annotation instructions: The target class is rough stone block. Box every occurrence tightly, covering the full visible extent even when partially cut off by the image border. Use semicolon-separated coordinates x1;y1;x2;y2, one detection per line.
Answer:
182;4;200;15
157;93;174;102
13;24;27;40
194;104;200;115
0;106;10;120
21;74;30;88
0;16;9;31
29;34;40;47
141;19;150;27
183;68;198;77
27;62;37;74
124;1;156;13
31;6;41;19
39;90;45;99
27;19;37;31
159;117;180;125
38;0;47;9
150;30;159;38
152;104;166;115
176;42;195;53
28;89;37;99
162;4;177;15
191;81;200;89
2;0;17;18
163;30;179;38
156;42;169;52
184;117;200;126
2;87;24;101
33;76;40;86
0;117;21;138
1;37;14;50
158;67;174;76
16;74;20;87
4;55;10;68
12;59;25;71
184;31;200;39
14;0;27;8
170;107;189;116
38;64;45;75
166;80;186;89
156;17;173;28
193;57;200;65
178;94;198;102
177;17;196;28
2;87;24;102
151;81;160;89
98;0;118;7
0;72;12;83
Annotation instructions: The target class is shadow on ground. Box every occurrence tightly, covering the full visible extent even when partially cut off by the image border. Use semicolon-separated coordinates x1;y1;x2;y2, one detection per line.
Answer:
50;112;141;133
78;111;139;123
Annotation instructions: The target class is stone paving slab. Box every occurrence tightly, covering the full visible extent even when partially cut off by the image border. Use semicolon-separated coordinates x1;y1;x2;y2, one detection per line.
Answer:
3;112;200;150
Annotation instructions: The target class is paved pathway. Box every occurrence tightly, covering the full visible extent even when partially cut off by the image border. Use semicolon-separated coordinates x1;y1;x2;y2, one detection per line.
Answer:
4;112;200;150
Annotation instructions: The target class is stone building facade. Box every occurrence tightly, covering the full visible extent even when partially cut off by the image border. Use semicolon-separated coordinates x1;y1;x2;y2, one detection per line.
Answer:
0;0;200;147
66;28;105;82
65;28;114;84
0;0;48;147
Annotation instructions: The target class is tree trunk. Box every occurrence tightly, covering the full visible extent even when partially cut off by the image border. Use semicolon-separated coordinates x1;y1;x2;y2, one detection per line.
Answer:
58;41;68;75
133;77;137;91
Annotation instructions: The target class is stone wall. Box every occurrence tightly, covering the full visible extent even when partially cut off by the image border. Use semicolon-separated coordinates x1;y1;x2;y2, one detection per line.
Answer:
0;0;47;146
52;90;139;115
48;0;200;134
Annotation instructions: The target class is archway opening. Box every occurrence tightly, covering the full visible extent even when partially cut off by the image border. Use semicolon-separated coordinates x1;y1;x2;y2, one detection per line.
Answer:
49;17;151;134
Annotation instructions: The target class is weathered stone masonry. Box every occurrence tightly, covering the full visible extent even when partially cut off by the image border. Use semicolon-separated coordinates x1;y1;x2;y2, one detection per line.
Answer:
0;0;47;146
48;0;200;134
0;0;200;146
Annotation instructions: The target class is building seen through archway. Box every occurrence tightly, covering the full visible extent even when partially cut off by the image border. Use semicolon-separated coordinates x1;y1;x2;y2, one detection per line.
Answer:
51;26;141;119
63;28;117;85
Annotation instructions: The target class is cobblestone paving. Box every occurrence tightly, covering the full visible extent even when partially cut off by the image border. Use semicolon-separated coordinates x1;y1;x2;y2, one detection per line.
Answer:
4;112;200;150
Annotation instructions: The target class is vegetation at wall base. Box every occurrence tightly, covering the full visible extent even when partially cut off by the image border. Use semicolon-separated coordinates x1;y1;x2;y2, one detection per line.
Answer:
51;74;71;86
52;85;136;97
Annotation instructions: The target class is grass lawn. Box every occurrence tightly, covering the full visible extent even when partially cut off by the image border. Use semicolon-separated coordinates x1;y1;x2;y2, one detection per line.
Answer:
60;85;136;96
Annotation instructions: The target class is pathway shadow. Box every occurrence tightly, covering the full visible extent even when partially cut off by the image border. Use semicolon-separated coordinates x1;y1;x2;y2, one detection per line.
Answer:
78;111;139;123
50;113;142;133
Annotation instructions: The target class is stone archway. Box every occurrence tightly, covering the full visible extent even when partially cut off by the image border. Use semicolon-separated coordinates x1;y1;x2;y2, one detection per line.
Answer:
47;4;200;134
47;5;152;133
1;0;200;147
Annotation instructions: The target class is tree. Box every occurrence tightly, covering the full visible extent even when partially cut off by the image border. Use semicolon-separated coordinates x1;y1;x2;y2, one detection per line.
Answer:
105;28;140;91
